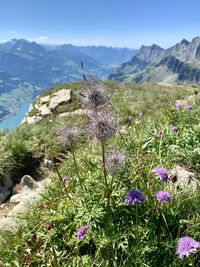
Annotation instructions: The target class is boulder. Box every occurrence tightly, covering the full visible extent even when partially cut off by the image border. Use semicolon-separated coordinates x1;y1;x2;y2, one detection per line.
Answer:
49;89;71;110
40;105;51;116
39;95;50;105
20;175;39;190
170;165;199;192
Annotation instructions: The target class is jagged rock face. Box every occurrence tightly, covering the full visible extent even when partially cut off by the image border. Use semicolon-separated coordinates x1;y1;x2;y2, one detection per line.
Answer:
138;44;165;63
109;36;200;85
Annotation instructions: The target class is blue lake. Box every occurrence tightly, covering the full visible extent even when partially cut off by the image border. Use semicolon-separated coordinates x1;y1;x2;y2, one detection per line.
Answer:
0;101;32;131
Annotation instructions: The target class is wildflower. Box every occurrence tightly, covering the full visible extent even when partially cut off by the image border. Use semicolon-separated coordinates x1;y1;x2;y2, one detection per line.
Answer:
85;110;117;141
156;191;172;203
171;127;178;132
105;149;126;174
177;236;200;260
125;188;145;205
157;130;164;137
77;225;89;240
176;103;183;109
152;167;169;182
56;126;83;150
138;112;144;118
62;176;69;184
79;79;108;109
187;105;193;110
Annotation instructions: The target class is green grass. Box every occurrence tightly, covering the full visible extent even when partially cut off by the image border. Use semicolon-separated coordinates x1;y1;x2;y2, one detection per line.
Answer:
0;81;199;266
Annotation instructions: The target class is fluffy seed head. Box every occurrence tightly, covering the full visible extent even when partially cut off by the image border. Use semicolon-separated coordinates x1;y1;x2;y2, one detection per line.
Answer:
56;126;83;150
85;110;117;141
105;149;126;174
177;236;200;260
125;188;145;205
79;78;108;110
156;191;172;203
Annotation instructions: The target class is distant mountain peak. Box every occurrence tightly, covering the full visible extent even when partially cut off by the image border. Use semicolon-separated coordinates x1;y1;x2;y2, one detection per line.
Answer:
180;39;190;45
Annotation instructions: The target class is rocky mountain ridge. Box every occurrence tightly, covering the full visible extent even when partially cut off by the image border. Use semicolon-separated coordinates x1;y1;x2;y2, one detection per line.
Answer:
109;36;200;84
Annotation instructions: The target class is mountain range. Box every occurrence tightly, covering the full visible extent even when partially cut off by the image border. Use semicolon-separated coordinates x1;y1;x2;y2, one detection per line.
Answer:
109;36;200;85
0;39;137;121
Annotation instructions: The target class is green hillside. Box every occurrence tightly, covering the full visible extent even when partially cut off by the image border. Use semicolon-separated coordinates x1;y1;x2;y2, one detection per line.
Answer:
0;81;199;266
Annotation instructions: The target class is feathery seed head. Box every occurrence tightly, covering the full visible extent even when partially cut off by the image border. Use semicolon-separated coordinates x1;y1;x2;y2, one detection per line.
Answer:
79;78;108;110
105;149;126;174
56;126;83;150
85;110;117;141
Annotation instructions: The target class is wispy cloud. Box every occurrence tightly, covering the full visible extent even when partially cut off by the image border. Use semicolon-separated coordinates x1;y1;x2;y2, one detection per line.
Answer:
28;36;50;43
5;30;17;34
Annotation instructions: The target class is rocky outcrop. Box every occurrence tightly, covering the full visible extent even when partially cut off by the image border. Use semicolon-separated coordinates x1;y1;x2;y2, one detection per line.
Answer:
0;175;51;230
23;89;71;124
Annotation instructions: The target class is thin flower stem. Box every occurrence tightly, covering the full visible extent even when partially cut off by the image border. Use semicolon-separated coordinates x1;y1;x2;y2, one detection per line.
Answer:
71;150;84;190
54;163;73;204
158;136;163;166
161;210;172;240
101;141;109;199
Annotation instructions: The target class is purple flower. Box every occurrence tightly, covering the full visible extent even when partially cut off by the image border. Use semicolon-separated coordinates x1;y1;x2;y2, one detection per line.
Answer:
152;167;169;182
187;105;193;110
125;188;145;205
62;176;69;184
157;130;164;137
176;103;183;109
171;127;178;133
177;236;200;260
77;225;89;240
156;191;172;203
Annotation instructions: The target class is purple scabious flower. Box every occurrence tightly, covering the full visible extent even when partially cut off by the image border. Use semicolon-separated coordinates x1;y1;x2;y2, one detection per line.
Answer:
125;188;145;205
77;225;89;240
171;127;178;133
62;176;69;184
152;167;169;182
177;236;200;260
187;105;193;110
156;191;172;203
176;103;183;109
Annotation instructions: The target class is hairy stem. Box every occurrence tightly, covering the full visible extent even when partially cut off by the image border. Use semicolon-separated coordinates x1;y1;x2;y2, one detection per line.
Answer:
71;150;84;190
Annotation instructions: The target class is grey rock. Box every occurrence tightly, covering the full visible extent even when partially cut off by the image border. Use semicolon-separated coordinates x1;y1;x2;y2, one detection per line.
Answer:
20;175;39;190
0;188;10;204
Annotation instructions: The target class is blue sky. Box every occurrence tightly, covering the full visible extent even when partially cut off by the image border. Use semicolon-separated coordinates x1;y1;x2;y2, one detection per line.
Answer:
0;0;200;48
